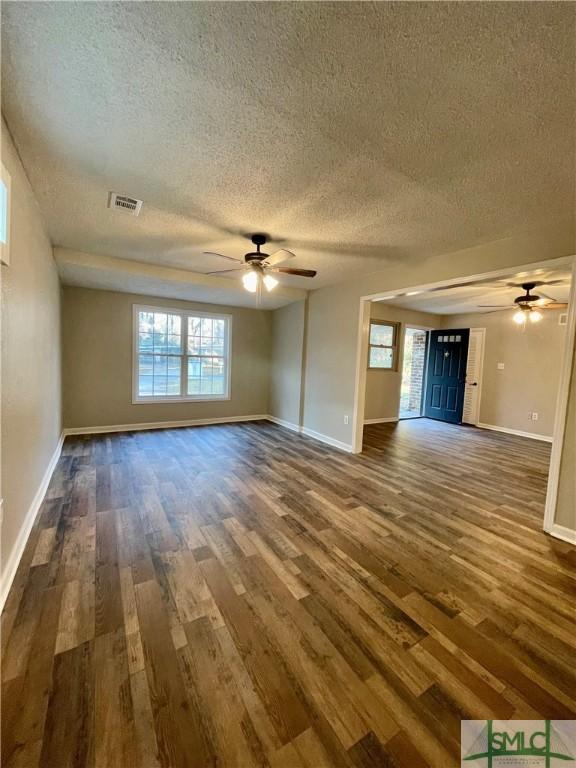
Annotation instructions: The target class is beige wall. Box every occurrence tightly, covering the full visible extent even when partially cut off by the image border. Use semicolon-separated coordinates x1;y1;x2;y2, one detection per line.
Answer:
300;228;574;531
269;300;306;426
302;226;574;449
62;287;271;429
441;309;566;437
365;304;438;421
1;119;62;591
555;335;575;530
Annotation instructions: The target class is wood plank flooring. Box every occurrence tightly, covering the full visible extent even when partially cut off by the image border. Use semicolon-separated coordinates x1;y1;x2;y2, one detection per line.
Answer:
2;418;575;767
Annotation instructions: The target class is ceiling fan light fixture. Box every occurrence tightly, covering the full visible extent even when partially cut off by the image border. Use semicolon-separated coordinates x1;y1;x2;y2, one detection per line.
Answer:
513;309;527;325
263;274;278;292
242;270;259;293
529;309;543;323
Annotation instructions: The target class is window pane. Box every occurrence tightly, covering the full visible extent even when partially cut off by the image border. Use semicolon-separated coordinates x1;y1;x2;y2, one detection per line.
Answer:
213;319;225;340
153;377;168;396
211;358;225;394
370;347;393;368
167;334;182;354
201;318;213;339
139;354;153;377
187;356;201;395
370;323;394;346
186;356;226;396
139;311;154;332
138;376;153;397
167;357;181;396
167;314;181;336
153;354;168;395
188;317;202;354
153;313;168;333
211;340;224;356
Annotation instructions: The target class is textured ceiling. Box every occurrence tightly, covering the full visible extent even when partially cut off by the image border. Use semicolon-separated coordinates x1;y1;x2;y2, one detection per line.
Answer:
376;268;572;315
2;1;575;296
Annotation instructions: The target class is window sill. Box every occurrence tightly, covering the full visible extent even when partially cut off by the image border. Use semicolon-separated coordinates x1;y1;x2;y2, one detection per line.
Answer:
132;395;231;405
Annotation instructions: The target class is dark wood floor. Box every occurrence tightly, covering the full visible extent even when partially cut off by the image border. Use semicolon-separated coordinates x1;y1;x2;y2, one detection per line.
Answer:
2;419;575;768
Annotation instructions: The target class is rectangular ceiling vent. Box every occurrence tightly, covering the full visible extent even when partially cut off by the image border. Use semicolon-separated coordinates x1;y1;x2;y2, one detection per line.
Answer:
559;313;568;326
108;192;143;216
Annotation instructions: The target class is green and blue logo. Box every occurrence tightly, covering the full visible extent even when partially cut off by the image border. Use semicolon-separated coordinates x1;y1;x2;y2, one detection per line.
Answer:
461;720;575;767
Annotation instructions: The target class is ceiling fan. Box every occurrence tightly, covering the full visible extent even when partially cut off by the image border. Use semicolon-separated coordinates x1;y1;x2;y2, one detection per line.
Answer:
478;281;568;324
203;234;317;295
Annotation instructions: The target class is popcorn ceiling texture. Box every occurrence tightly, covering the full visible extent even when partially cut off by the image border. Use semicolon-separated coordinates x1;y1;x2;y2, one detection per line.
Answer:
1;1;574;299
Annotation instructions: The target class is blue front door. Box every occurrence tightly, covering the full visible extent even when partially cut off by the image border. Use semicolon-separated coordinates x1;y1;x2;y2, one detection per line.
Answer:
424;329;470;424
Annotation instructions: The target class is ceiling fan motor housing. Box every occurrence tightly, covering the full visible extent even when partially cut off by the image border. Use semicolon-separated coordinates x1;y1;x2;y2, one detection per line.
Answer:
245;233;269;263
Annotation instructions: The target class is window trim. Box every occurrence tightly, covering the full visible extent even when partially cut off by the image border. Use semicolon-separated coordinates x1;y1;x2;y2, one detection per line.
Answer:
132;304;233;404
367;320;399;371
0;161;12;267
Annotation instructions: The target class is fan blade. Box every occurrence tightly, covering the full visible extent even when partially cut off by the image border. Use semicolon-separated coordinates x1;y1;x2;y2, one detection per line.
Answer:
206;268;245;275
203;251;243;263
263;249;295;267
542;302;568;309
477;304;514;308
506;279;566;288
272;267;317;278
536;290;558;302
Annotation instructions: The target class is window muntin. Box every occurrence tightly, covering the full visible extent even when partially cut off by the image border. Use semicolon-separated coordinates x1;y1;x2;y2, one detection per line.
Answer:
368;321;398;369
134;306;231;402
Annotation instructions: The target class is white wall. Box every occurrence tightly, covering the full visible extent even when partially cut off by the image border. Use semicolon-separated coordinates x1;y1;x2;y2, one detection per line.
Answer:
1;118;62;599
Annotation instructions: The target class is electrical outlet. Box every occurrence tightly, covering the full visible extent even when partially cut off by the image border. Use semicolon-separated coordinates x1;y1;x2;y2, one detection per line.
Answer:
497;362;505;370
343;415;349;425
532;412;539;422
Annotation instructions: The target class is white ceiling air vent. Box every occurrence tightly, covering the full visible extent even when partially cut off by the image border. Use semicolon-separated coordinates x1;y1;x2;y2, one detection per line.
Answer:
108;192;143;216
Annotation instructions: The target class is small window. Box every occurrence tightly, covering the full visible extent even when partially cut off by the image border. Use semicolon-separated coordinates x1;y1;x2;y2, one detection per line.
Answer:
0;162;11;266
133;305;231;402
368;321;398;369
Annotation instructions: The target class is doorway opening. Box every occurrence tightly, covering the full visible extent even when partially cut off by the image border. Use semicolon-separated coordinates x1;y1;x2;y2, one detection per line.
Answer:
352;256;575;541
399;328;428;419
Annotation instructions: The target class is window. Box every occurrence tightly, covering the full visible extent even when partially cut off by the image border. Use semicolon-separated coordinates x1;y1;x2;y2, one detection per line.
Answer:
0;162;11;267
133;305;231;402
368;321;398;369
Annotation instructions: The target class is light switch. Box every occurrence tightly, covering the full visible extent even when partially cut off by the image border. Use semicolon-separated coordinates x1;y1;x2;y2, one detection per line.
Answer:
497;363;505;370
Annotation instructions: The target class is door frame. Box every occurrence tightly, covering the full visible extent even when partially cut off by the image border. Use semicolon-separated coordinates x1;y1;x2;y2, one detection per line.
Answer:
398;326;432;420
351;255;576;542
462;327;486;426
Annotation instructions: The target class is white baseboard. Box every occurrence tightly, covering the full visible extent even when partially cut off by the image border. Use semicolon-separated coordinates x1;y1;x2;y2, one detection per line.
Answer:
547;524;576;546
477;423;553;443
266;416;353;452
300;426;353;453
63;414;269;436
364;417;399;425
266;415;302;433
0;432;65;611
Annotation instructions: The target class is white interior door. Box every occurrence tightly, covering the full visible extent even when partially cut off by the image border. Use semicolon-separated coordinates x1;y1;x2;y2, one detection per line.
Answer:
462;328;485;425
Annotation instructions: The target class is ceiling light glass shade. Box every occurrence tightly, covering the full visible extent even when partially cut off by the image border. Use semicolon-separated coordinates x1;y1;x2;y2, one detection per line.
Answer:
242;270;259;293
263;274;278;291
513;309;527;324
529;309;543;323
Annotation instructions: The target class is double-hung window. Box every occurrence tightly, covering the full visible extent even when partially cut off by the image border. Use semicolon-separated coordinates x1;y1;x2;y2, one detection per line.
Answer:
368;321;398;370
133;305;231;402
